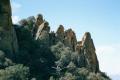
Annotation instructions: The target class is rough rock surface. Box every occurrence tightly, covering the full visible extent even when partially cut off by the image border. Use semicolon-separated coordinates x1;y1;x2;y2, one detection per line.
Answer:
17;14;100;73
35;21;50;40
35;21;50;46
64;29;77;51
0;0;18;57
56;25;65;43
75;32;99;72
35;14;44;27
0;1;110;79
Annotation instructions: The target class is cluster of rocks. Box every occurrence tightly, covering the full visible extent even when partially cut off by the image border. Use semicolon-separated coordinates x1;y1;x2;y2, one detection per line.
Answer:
18;14;99;72
0;1;111;80
0;0;99;73
0;1;99;72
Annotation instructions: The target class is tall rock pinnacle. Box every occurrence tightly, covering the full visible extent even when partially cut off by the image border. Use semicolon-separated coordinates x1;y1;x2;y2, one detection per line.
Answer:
76;32;99;72
0;0;18;58
56;25;65;43
64;29;77;51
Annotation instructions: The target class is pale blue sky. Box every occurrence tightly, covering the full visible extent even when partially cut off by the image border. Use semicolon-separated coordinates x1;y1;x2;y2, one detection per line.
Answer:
11;0;120;79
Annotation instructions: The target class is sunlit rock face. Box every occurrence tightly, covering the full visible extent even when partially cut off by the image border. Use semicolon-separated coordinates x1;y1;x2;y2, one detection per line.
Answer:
35;21;50;46
0;0;18;58
35;14;44;27
75;32;99;72
56;25;65;43
64;29;77;51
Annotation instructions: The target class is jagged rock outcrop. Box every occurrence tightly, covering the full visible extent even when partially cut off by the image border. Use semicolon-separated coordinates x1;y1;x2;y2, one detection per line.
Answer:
35;21;50;46
56;26;77;51
75;32;99;72
0;0;18;58
35;14;44;27
17;13;100;73
0;1;110;79
64;29;77;51
56;25;65;43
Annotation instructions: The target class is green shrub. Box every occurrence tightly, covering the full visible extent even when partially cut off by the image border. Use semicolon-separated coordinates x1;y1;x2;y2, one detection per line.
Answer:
0;64;29;80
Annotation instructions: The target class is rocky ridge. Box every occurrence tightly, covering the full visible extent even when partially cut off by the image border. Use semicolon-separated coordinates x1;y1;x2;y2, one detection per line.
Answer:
0;0;110;80
18;14;99;73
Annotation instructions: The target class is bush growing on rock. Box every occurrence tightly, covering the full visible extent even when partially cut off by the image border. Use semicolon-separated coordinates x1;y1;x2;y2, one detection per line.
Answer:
0;64;29;80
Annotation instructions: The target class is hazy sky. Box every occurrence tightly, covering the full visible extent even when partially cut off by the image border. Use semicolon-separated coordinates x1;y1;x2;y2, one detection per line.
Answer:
11;0;120;79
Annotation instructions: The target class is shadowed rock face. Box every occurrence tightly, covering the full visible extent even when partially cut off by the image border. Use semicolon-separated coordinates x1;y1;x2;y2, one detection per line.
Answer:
76;32;99;72
0;0;18;58
0;0;12;29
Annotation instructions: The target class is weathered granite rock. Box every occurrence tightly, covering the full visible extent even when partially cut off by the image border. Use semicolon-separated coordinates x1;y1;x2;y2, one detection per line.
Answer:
35;21;50;46
35;21;50;40
56;25;65;43
35;14;44;27
75;32;99;72
0;0;18;57
64;29;77;51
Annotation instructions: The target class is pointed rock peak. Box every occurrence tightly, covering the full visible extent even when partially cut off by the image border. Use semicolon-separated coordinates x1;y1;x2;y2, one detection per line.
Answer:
56;25;64;34
35;21;50;40
59;25;64;29
82;32;95;51
65;28;75;36
65;28;73;32
64;28;77;51
80;32;99;72
36;14;43;20
82;32;91;41
35;14;44;26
